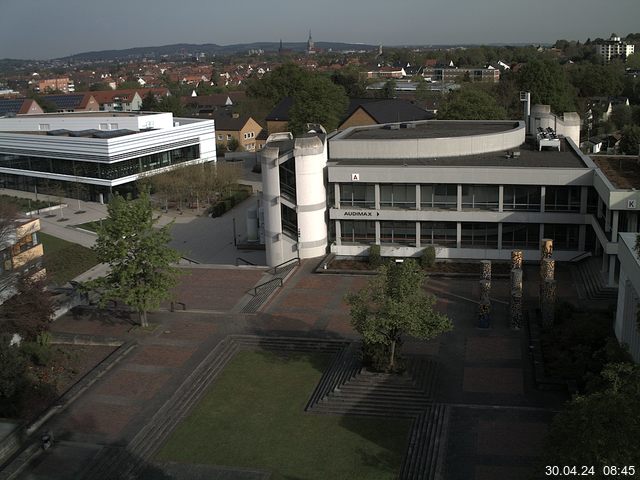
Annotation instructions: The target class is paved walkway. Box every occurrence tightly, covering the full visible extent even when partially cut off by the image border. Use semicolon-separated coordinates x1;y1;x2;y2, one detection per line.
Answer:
4;261;577;480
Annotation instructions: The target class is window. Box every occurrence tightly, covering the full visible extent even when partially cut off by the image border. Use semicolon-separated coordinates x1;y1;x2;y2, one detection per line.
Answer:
544;224;579;250
502;223;540;249
380;221;416;245
503;186;541;211
421;222;457;246
110;123;118;130
217;134;223;140
99;123;108;130
281;204;298;239
340;184;375;208
227;134;232;141
38;124;50;131
462;185;499;211
279;158;296;201
341;221;376;244
461;223;499;248
380;184;416;209
421;184;457;210
545;186;581;212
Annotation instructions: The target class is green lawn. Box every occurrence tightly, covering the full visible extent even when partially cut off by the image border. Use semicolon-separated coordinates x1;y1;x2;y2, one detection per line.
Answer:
74;220;103;232
156;350;411;480
38;232;99;285
0;194;52;213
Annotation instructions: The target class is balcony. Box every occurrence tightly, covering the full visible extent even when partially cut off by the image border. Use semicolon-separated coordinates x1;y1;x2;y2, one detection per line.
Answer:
13;244;44;269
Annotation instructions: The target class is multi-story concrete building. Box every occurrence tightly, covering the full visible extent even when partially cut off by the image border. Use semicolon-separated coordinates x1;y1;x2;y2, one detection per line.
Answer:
422;67;500;83
0;112;216;202
596;34;635;63
0;217;45;305
38;78;73;94
259;101;640;295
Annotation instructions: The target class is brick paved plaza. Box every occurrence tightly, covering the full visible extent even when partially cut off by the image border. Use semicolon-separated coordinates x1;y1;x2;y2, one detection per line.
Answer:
10;262;572;480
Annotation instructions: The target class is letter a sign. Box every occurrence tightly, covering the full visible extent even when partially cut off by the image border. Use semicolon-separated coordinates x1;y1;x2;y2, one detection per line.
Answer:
351;173;360;181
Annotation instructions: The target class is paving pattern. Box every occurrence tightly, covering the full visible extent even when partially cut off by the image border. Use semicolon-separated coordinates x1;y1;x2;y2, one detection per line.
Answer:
3;262;580;480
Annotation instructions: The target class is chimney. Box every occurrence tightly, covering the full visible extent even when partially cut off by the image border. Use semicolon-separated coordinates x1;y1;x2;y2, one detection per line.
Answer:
232;112;239;119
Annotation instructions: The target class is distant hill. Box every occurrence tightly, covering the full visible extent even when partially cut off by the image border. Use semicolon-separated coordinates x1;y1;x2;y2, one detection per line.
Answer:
59;42;379;61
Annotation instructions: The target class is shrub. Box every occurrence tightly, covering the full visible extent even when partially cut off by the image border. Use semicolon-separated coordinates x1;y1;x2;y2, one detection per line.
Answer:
368;244;382;269
420;246;436;269
21;342;52;367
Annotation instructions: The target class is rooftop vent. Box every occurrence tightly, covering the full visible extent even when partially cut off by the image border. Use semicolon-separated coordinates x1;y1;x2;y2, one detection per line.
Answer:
384;124;400;130
400;123;416;129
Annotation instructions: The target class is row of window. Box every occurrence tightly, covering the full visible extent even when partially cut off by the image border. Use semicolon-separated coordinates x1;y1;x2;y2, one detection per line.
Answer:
339;221;580;250
338;184;593;212
0;145;200;181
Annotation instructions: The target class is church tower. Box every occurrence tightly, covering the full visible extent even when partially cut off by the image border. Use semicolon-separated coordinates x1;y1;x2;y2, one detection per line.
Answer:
307;30;316;55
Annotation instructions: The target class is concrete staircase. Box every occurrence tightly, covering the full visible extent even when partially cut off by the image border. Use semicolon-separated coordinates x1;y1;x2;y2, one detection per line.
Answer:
240;262;298;313
399;404;450;480
572;257;617;302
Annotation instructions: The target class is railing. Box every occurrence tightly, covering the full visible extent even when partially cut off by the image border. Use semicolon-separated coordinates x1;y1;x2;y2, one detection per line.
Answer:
568;251;593;263
236;257;256;266
251;277;283;296
271;256;300;275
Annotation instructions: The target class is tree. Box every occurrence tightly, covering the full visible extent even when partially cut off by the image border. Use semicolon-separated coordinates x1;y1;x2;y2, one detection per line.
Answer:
288;75;348;133
86;192;181;327
378;79;397;99
140;91;159;111
0;277;53;340
515;58;577;113
438;87;507;120
610;104;632;130
345;259;452;372
156;95;184;117
542;363;640;473
620;125;640;155
0;340;26;415
330;67;368;98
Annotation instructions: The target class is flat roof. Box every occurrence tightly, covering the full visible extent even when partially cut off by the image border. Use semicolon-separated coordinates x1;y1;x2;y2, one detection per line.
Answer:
593;156;640;189
3;112;162;119
330;139;587;169
342;121;520;140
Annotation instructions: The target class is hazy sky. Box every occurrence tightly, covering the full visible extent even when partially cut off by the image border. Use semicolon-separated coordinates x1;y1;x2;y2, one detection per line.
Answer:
1;0;638;59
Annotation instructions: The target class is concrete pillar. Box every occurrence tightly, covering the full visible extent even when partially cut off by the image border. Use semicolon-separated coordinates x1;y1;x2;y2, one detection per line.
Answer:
374;184;380;210
580;186;588;214
335;220;342;246
498;185;504;213
605;206;611;232
375;221;380;244
539;224;545;245
456;222;462;248
415;184;421;210
457;184;462;212
611;211;619;241
629;212;638;232
614;271;627;339
602;252;609;273
334;183;341;209
540;186;546;213
597;197;603;219
415;222;421;248
260;146;284;267
578;224;586;251
609;255;616;287
497;223;503;250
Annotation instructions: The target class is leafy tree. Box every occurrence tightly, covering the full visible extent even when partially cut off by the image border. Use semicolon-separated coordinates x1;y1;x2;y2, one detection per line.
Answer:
515;58;577;113
620;125;640;155
118;80;142;90
610;104;632;130
0;277;53;341
288;75;348;133
140;91;159;111
438;87;507;120
245;63;310;105
330;67;368;98
156;95;184;117
378;79;397;99
226;137;240;152
0;340;26;414
542;363;640;473
86;192;181;327
567;64;624;98
345;259;452;372
89;82;111;91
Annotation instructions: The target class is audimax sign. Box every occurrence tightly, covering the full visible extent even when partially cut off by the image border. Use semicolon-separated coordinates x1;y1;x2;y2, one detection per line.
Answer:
341;210;380;217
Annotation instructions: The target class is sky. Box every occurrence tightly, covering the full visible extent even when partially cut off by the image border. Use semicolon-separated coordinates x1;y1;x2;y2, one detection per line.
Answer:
0;0;639;60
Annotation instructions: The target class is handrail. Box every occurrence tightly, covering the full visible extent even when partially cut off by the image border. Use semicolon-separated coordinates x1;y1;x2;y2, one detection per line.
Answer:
568;251;592;263
272;256;300;275
252;277;283;296
236;257;256;266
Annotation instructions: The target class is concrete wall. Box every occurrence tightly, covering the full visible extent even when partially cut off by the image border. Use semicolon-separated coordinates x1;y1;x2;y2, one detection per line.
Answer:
0;112;174;131
615;233;640;363
330;121;525;160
